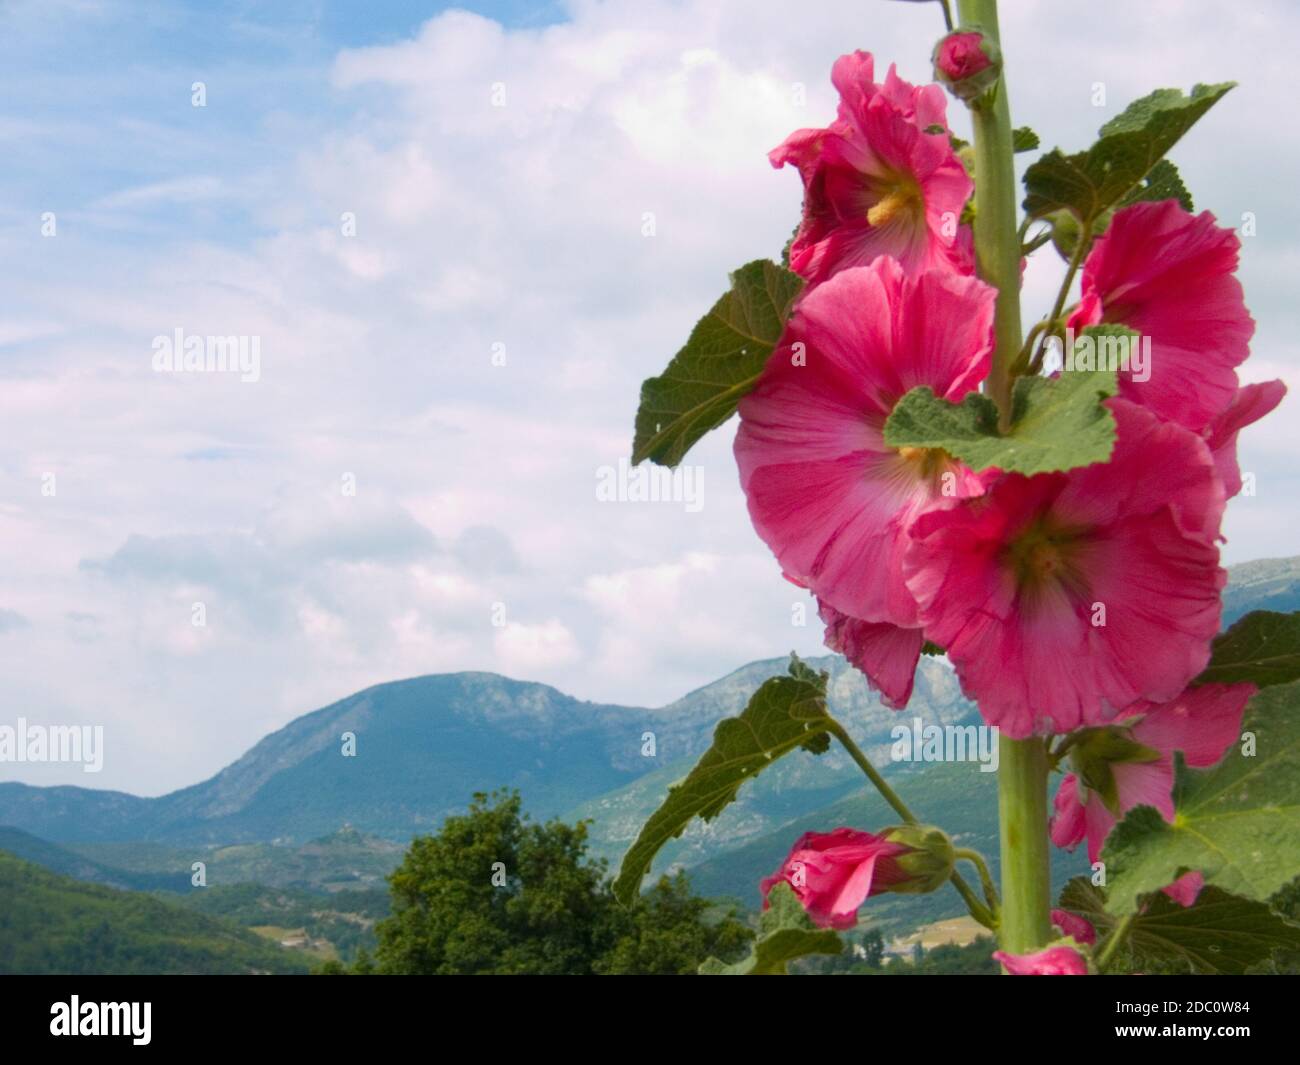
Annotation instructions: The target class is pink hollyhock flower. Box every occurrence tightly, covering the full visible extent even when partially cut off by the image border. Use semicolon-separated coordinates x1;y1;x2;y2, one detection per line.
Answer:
1162;871;1206;908
761;827;913;929
818;601;925;709
735;258;995;693
993;946;1088;975
904;398;1227;737
1068;200;1255;433
770;51;973;281
1051;908;1097;945
1050;682;1253;862
1202;380;1286;497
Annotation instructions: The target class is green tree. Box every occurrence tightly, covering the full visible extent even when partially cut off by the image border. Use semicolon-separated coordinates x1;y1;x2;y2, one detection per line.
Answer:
364;790;750;975
594;873;752;975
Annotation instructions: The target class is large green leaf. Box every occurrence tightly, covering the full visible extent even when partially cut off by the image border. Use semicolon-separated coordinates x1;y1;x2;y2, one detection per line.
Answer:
882;360;1118;475
1102;681;1300;915
612;656;833;905
1196;610;1300;688
1022;82;1232;226
699;882;842;975
631;259;803;467
1059;878;1300;975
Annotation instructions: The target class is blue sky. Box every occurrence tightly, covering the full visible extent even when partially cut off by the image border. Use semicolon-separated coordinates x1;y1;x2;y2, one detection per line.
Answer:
1;0;1296;794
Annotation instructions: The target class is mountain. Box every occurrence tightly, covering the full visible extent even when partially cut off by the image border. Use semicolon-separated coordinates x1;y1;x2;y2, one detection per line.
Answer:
0;826;188;891
0;555;1292;889
1221;555;1300;623
0;674;669;843
0;656;973;847
0;850;312;974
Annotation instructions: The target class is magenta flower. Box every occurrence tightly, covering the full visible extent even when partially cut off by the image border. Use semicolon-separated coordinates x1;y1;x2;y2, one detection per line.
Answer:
735;258;995;700
770;51;973;282
993;946;1089;975
1050;682;1253;862
904;399;1226;737
761;827;913;929
1069;200;1255;434
1202;380;1286;497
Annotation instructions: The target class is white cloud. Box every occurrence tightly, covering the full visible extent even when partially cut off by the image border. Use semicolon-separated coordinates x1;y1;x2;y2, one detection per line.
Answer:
1;0;1297;792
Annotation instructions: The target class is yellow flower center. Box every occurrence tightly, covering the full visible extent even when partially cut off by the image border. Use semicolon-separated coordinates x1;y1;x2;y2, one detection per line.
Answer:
896;445;948;481
867;182;922;228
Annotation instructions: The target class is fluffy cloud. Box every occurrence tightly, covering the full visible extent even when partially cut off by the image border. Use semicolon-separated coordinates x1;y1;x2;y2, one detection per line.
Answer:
0;0;1295;792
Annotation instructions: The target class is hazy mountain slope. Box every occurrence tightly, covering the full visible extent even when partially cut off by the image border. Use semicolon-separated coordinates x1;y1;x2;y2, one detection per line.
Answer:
1;674;666;843
569;655;976;870
0;556;1291;854
0;826;188;892
0;850;312;975
1221;555;1300;623
0;656;970;846
72;827;404;893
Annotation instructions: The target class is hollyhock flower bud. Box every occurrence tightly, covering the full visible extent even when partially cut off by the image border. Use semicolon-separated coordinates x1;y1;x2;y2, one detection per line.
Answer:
769;51;973;281
932;31;1001;101
760;827;913;929
1050;683;1254;861
993;945;1089;975
879;824;955;893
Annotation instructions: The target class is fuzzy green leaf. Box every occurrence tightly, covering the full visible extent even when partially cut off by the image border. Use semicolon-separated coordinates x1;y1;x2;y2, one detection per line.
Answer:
1195;610;1300;689
1102;681;1300;915
1023;82;1232;225
882;360;1118;475
1059;878;1300;975
612;656;833;905
699;882;843;975
631;259;803;467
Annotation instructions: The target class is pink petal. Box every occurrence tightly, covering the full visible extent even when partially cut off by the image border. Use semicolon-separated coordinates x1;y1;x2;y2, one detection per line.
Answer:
818;601;924;708
1161;871;1205;908
994;946;1088;975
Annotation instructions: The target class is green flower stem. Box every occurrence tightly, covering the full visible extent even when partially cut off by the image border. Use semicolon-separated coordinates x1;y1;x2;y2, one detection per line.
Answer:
955;847;1000;914
1095;912;1135;971
957;0;1023;426
1025;233;1090;374
957;0;1053;961
828;723;916;824
829;724;997;931
996;733;1053;954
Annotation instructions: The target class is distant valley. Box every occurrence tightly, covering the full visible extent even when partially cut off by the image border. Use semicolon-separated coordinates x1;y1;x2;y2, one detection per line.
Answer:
2;555;1296;969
